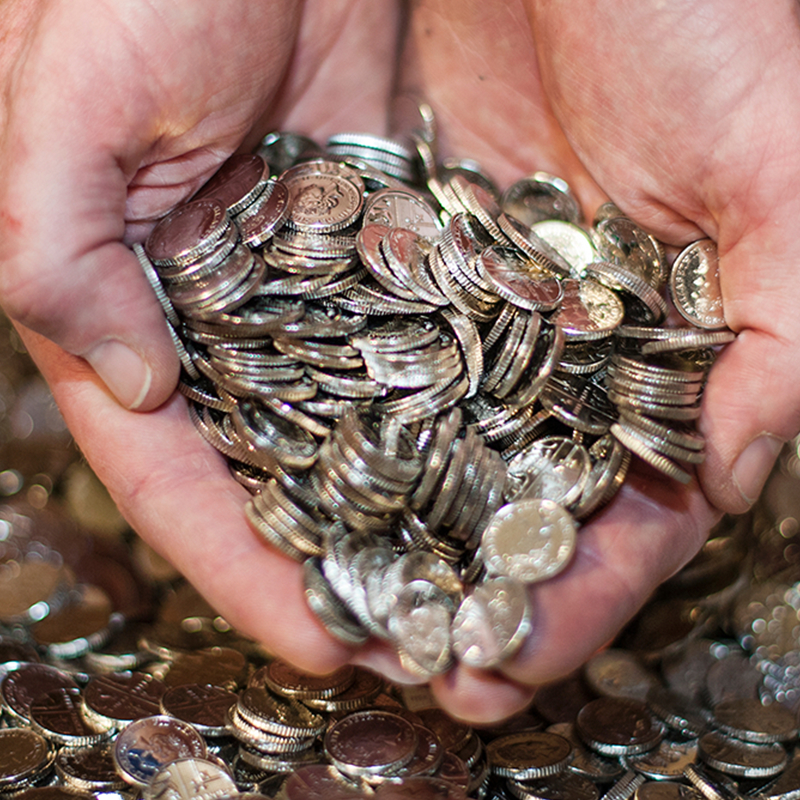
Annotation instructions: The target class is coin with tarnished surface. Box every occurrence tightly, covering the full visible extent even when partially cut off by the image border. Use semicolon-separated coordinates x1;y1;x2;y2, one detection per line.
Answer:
487;731;572;779
82;672;164;725
1;663;79;723
482;499;577;584
712;697;797;743
113;714;207;788
698;731;787;778
145;199;229;266
668;239;726;330
30;687;111;746
324;710;418;777
576;697;663;756
0;728;52;788
480;246;563;312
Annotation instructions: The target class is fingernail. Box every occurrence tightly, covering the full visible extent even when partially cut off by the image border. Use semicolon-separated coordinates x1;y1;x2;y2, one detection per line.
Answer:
85;340;152;410
732;433;783;506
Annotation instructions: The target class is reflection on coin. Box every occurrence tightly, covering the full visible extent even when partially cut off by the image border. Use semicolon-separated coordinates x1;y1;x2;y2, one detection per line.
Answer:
669;239;726;330
143;756;237;800
113;715;207;788
487;731;573;779
482;499;577;584
698;731;787;778
281;161;365;233
451;577;532;668
324;710;418;777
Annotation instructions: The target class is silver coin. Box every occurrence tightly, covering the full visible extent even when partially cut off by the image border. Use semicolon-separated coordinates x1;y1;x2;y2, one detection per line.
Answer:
481;499;577;584
668;239;726;330
142;757;237;800
451;577;532;668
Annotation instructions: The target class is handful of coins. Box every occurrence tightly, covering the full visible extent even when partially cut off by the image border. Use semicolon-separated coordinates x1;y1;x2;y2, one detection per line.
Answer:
138;112;735;678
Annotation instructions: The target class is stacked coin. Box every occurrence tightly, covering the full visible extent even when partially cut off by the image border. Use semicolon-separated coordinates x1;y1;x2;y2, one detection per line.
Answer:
1;497;800;800
138;110;735;675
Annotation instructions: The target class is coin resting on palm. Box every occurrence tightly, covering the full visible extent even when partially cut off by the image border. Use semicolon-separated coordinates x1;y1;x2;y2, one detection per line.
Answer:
140;113;734;677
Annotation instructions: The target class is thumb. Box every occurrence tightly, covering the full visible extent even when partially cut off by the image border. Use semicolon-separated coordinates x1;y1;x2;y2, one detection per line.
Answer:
699;209;800;514
0;143;180;411
0;82;181;411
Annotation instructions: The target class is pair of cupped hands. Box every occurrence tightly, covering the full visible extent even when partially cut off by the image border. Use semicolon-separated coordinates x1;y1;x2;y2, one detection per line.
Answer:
0;0;797;723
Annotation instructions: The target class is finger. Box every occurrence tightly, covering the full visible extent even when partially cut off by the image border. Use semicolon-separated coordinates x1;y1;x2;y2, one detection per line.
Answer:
700;213;800;513
0;49;181;411
496;469;718;689
22;327;355;675
429;666;535;726
399;0;606;208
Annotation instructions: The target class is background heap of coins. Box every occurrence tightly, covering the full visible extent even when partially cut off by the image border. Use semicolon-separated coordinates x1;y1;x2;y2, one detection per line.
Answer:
138;115;736;678
1;493;800;800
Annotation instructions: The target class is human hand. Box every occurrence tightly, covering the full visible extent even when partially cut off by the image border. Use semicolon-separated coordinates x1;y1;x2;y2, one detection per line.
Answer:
2;0;783;726
392;0;798;720
0;0;401;680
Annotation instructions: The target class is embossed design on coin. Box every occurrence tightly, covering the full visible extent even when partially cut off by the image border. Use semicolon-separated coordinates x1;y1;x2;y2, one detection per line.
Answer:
552;279;624;340
668;239;726;330
451;577;532;668
0;728;51;788
145;199;229;266
482;499;577;584
364;188;442;240
30;687;110;746
143;757;237;800
83;672;164;724
480;245;563;311
487;731;573;779
576;697;663;756
159;683;237;734
1;663;79;722
324;710;418;777
113;715;207;788
281;161;364;233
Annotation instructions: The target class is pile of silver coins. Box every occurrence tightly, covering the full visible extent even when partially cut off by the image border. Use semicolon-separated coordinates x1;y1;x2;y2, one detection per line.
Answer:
2;498;800;800
138;112;736;677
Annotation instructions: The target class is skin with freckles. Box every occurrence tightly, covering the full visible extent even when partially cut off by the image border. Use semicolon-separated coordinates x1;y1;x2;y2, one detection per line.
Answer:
2;0;799;723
